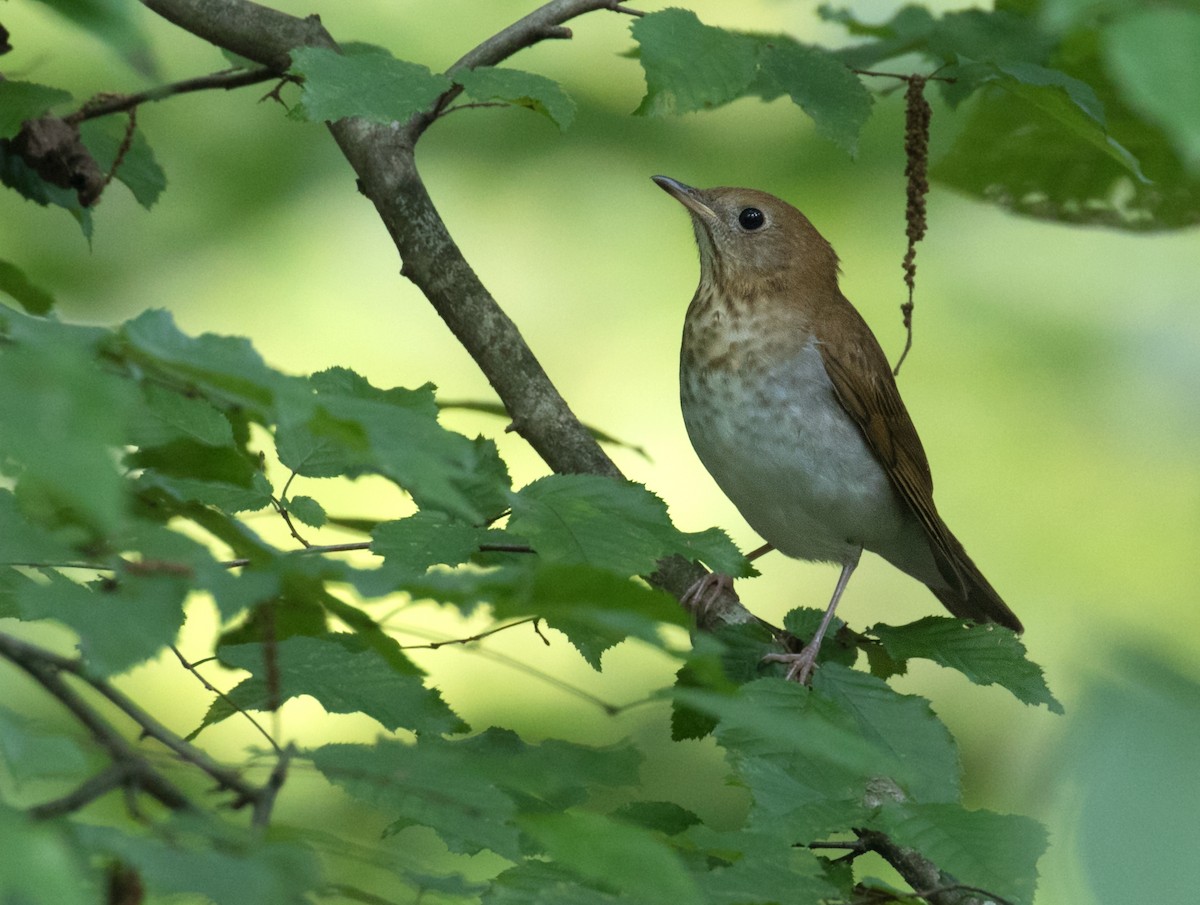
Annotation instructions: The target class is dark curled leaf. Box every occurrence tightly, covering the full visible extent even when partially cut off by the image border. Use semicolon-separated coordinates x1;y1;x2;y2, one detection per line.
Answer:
9;115;106;206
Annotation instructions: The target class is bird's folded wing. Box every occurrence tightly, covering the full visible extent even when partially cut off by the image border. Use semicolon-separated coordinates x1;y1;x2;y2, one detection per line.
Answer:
817;325;1023;631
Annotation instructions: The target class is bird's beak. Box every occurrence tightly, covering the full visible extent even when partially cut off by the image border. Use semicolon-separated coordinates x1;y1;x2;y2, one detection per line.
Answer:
652;175;716;222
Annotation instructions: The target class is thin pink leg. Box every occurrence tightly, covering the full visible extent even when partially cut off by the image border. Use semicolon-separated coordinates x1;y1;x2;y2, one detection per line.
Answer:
763;546;861;684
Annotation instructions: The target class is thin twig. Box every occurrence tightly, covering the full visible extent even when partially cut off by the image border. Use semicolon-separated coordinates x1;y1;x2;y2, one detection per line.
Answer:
853;69;955;84
102;108;138;189
3;538;534;575
397;616;540;650
170;645;283;754
66;66;282;123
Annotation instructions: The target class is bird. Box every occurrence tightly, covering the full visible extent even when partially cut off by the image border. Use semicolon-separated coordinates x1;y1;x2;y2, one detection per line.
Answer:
652;175;1022;684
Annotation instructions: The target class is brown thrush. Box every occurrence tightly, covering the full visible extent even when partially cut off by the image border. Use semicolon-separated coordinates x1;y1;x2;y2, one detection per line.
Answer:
654;176;1022;683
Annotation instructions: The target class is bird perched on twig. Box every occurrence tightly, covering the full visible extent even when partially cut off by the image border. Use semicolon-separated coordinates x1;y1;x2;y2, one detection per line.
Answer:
653;175;1022;684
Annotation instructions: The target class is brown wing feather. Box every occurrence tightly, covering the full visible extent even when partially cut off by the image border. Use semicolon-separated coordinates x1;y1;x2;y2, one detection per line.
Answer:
816;300;1022;632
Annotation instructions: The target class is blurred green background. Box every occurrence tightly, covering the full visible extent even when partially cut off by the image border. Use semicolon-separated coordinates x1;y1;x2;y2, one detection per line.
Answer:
2;1;1198;902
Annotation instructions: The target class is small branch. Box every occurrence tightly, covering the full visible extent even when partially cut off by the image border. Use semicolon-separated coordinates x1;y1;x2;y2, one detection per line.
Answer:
448;0;639;74
397;616;540;650
0;632;259;810
853;69;955;84
0;633;193;814
251;742;294;830
29;764;141;820
856;829;997;905
419;0;646;133
66;66;282;124
170;645;283;754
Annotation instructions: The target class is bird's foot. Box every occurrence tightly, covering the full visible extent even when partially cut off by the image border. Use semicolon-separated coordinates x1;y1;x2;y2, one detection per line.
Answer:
763;646;820;685
681;572;736;625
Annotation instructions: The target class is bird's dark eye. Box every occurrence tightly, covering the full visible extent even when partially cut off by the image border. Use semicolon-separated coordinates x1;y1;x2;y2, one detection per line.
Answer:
738;207;765;230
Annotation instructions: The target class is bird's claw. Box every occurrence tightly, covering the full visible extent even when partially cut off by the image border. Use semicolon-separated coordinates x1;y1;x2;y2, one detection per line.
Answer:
681;572;736;626
763;647;820;685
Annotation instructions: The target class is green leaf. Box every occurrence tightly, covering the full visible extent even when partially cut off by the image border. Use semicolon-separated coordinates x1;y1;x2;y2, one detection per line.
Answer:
828;5;1052;72
508;475;751;578
455;66;576;131
485;861;626;905
1104;9;1200;174
309;737;523;858
782;606;856;671
688;829;839;904
0;706;92;784
408;561;688;669
208;633;465;736
137;471;274;513
77;820;321;905
610;801;701;836
679;679;879;788
0;342;133;534
455;728;641;810
754;38;872;155
78;116;167;208
519;810;705;905
0;142;94;237
679;673;959;838
812;663;961;804
0;568;35;619
631;9;760;116
874;802;1047;905
289;46;451;124
17;570;188;676
869;616;1063;712
119;309;285;411
991;61;1146;182
371;510;491;572
0;81;73;139
932;83;1196;229
276;371;510;522
1055;653;1200;905
132;382;235;448
0;490;78;566
0;804;90;905
0;260;54;315
285;494;326;528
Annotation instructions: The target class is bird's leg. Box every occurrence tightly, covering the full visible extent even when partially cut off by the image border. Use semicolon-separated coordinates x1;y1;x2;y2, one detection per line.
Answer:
764;546;862;685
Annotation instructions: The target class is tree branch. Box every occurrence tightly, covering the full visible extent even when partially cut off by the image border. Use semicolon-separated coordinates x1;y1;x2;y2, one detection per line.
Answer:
67;66;281;123
0;631;281;819
137;0;763;643
0;632;193;814
857;829;998;905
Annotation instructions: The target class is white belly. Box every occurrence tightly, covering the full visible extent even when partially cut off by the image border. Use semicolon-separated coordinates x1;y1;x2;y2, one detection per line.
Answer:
681;338;930;574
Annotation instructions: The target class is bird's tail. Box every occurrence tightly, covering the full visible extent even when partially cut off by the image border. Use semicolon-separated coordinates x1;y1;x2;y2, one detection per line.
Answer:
928;525;1023;633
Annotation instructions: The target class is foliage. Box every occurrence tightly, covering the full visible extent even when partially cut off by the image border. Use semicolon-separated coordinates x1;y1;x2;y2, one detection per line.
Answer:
0;0;1189;903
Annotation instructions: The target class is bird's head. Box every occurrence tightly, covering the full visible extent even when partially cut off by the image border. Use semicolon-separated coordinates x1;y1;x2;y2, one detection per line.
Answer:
652;175;839;294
